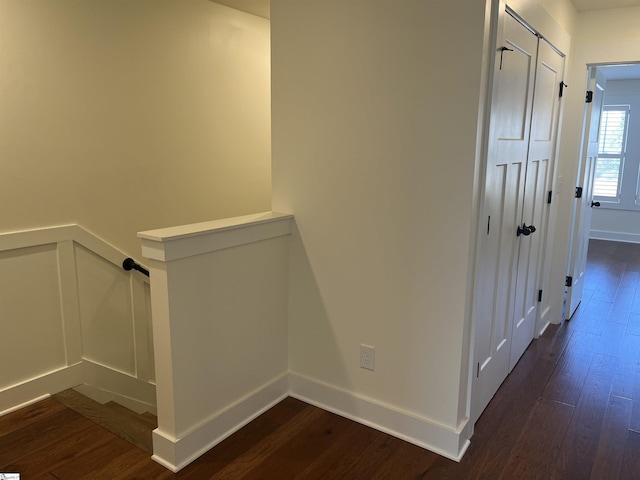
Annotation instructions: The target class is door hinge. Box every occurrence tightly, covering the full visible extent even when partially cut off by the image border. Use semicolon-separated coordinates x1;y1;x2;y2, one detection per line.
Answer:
575;186;583;199
477;362;480;378
538;289;543;302
565;276;573;287
559;81;567;98
586;90;593;103
547;190;553;204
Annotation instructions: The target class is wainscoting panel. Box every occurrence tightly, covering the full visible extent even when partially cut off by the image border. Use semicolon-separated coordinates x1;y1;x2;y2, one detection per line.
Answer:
0;243;67;390
0;225;155;416
76;244;136;376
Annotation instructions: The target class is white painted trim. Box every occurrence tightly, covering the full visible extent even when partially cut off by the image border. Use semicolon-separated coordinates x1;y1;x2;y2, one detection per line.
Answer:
0;363;84;416
151;373;289;473
0;224;154;417
289;372;471;462
0;224;77;250
138;212;293;261
0;395;51;417
0;224;150;276
81;360;157;414
590;230;640;244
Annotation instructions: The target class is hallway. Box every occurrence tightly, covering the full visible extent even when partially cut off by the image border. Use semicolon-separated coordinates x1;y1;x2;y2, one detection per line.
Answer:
428;238;640;478
1;241;640;478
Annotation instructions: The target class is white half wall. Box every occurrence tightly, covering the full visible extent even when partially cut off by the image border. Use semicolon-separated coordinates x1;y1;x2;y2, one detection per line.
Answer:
0;225;155;416
139;212;292;472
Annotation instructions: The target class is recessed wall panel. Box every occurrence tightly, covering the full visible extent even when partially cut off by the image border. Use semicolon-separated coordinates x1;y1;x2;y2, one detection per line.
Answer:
0;244;66;389
75;244;136;375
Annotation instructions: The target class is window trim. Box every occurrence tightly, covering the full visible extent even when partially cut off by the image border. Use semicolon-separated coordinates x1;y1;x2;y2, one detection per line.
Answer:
594;105;629;203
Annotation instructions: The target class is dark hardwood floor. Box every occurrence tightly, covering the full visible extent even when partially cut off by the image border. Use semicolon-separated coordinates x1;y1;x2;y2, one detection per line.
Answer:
1;239;640;479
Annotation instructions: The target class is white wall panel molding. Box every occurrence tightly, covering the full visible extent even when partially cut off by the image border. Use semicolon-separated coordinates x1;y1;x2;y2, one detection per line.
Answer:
289;373;472;463
0;224;154;416
0;363;83;417
79;360;157;415
139;211;293;261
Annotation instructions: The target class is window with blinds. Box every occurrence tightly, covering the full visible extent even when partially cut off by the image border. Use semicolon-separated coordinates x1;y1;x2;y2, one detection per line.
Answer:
595;106;629;199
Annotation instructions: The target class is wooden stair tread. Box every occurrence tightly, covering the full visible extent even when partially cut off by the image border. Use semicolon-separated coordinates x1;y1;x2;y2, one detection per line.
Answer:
52;389;154;454
105;401;157;429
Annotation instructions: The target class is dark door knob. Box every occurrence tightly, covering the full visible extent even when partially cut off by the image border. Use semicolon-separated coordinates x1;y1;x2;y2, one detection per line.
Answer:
591;201;601;207
517;223;536;237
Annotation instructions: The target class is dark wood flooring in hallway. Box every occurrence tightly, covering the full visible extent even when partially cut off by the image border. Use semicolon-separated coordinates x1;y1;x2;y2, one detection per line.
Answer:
1;239;639;479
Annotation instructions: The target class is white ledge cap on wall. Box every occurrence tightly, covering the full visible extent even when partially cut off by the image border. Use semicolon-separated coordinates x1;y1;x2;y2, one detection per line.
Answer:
138;211;294;262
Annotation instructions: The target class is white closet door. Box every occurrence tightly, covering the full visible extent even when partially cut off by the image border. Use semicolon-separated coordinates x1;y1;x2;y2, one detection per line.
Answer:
473;11;538;420
510;38;564;369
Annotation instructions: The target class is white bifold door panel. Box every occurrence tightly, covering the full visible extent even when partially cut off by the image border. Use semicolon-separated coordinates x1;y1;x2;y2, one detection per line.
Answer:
473;9;565;422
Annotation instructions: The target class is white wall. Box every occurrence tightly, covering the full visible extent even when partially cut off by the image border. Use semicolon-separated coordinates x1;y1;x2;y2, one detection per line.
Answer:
271;0;576;459
272;0;488;453
0;0;271;259
590;79;640;243
0;225;155;416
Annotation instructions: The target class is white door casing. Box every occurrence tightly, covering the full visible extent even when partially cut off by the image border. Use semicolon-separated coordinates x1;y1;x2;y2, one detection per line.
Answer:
566;68;604;319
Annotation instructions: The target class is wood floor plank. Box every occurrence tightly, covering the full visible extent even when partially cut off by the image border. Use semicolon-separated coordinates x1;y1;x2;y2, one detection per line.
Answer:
610;333;640;399
555;354;618;479
498;398;574;480
541;332;597;406
632;283;640;315
235;409;363;479
608;271;639;325
628;383;640;433
627;312;640;336
595;321;627;358
0;407;88;466
47;430;146;479
0;417;111;477
620;430;640;480
293;420;386;480
591;394;633;480
197;404;324;480
369;438;440;479
593;261;625;303
570;299;613;336
321;430;415;479
0;399;66;437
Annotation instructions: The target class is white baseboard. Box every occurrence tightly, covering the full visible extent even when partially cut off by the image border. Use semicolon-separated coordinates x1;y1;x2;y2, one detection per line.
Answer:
152;373;290;473
590;230;640;244
0;363;84;416
81;360;157;414
288;372;471;462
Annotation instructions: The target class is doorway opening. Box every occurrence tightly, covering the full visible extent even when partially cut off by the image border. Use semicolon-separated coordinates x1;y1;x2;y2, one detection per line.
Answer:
566;62;640;321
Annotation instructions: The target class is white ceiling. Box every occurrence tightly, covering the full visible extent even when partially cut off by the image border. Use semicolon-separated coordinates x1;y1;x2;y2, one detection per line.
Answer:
571;0;640;11
211;0;269;19
212;0;640;19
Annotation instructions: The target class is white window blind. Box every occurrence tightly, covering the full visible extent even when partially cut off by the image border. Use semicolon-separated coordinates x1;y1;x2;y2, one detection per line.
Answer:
595;106;629;199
